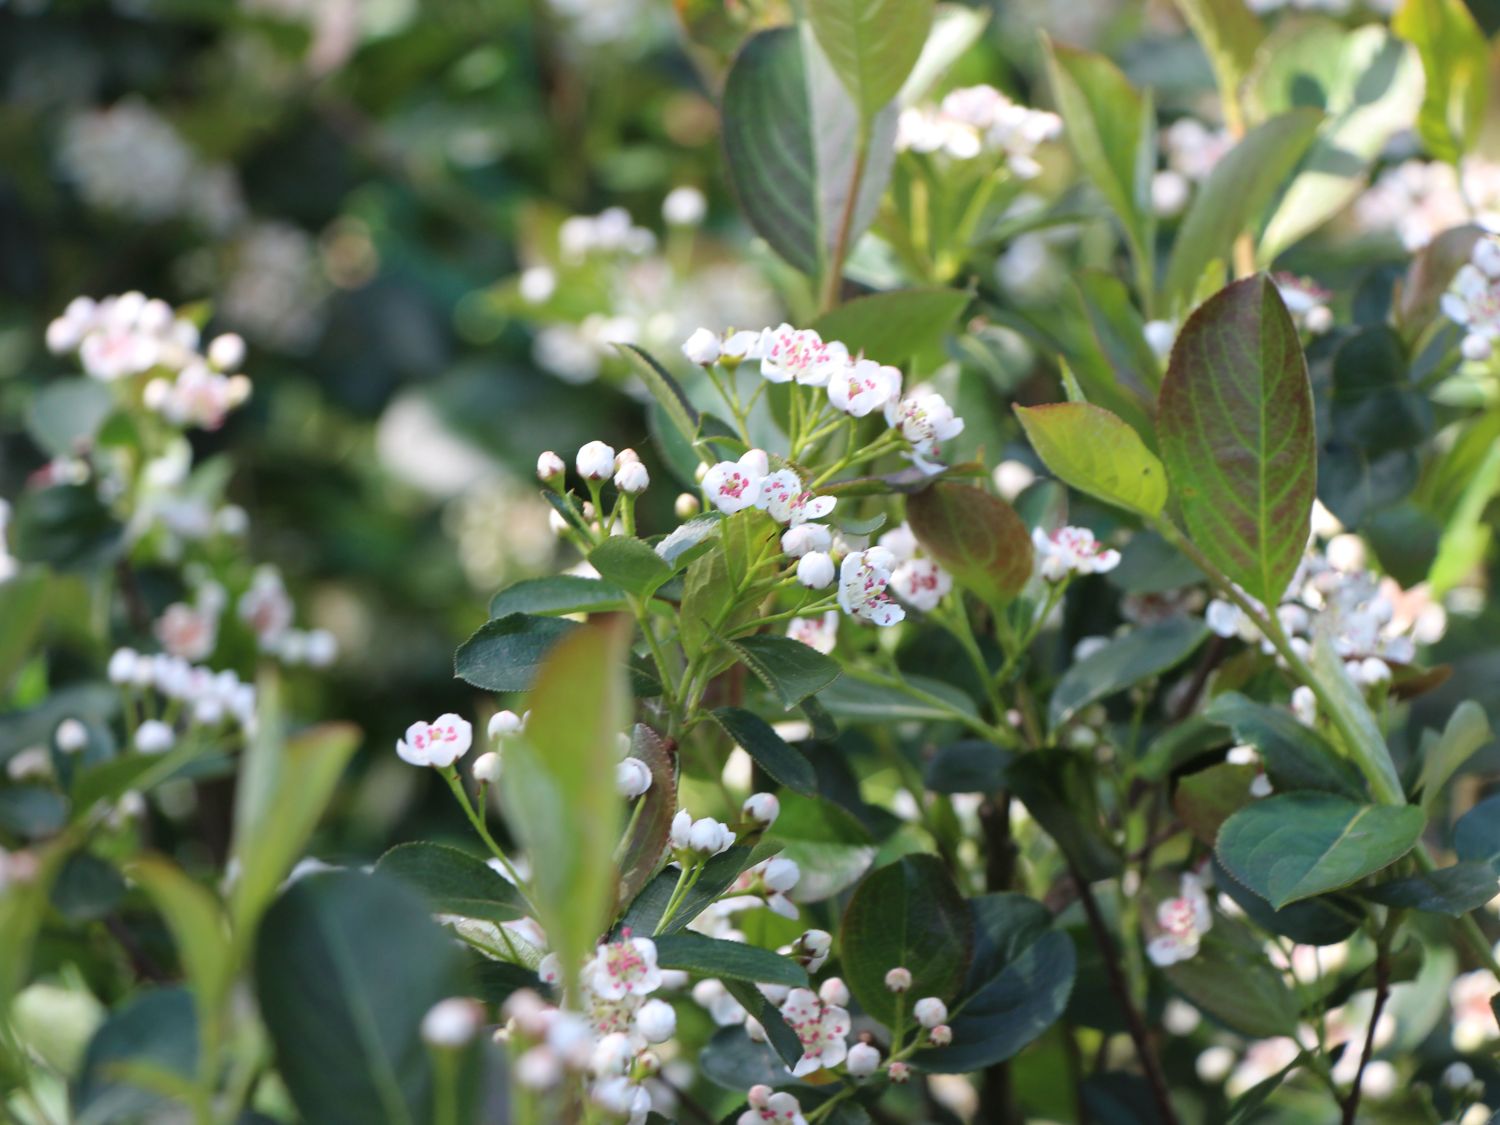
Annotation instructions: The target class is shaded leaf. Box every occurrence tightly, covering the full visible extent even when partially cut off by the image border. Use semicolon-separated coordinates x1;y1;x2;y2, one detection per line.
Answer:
1394;0;1489;163
587;537;673;599
1362;861;1499;916
454;614;579;693
617;724;679;909
923;740;1013;794
1202;692;1366;797
725;633;841;709
655;932;808;986
1049;617;1208;729
811;287;969;364
768;794;876;902
374;842;529;924
711;708;817;795
489;575;626;619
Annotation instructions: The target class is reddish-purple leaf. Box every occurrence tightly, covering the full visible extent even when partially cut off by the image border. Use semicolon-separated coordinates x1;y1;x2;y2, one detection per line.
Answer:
907;483;1033;608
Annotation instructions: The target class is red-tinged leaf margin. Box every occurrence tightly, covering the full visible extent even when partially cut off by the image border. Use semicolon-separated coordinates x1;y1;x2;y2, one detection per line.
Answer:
907;483;1033;609
616;723;678;911
1157;275;1316;606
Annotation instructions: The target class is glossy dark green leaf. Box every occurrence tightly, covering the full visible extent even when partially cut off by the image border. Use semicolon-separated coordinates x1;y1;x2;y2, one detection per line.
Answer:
1201;692;1366;797
0;786;68;838
654;932;808;986
1216;792;1425;908
1213;859;1362;945
907;483;1032;610
917;893;1077;1072
454;613;578;693
374;842;528;924
923;740;1014;794
489;575;626;619
817;674;980;723
807;0;934;121
725;634;841;709
619;846;756;936
51;852;126;923
699;1027;808;1092
811;287;969;364
711;707;817;795
1361;861;1499;916
841;854;972;1028
1006;752;1122;882
1455;793;1500;869
1174;762;1257;846
1157;276;1317;606
1163;925;1301;1037
1015;401;1167;517
1049;617;1208;729
587;537;673;599
618;344;699;452
255;872;466;1125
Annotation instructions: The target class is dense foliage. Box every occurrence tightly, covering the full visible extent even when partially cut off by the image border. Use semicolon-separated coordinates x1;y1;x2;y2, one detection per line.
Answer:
5;0;1500;1123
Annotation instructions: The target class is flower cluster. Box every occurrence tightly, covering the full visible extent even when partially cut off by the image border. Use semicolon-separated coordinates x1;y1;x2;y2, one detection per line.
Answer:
1032;526;1121;583
1145;872;1212;967
1442;232;1500;362
107;646;258;744
1354;157;1500;251
47;293;253;431
896;85;1062;178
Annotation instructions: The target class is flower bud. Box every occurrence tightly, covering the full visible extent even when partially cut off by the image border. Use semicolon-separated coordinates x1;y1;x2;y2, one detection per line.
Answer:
635;998;676;1044
591;1031;635;1077
489;710;524;740
536;450;566;484
818;977;850;1007
614;460;650;494
846;1042;880;1077
781;523;832;558
663;186;707;227
763;857;799;893
884;967;912;993
674;493;700;519
689;817;733;855
576;441;616;481
107;647;139;685
135;719;175;755
55;718;88;754
742;792;780;828
473;751;502;784
207;333;245;371
616;757;653;798
744;1015;767;1041
747;1085;773;1109
914;997;948;1028
421;997;483;1047
1443;1061;1476;1089
796;551;835;589
1463;333;1494;362
681;327;721;365
928;1023;952;1046
887;1060;911;1083
538;952;563;987
739;449;770;478
515;1045;563;1089
795;929;832;972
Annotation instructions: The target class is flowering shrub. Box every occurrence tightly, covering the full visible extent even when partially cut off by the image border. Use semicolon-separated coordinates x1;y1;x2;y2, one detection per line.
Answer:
7;1;1500;1124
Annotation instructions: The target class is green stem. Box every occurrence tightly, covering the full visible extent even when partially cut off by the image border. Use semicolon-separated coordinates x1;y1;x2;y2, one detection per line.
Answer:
654;861;704;936
441;768;535;908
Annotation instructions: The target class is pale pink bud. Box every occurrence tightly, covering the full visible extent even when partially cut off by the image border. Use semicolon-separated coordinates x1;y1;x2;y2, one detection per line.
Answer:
674;493;700;519
818;977;850;1007
796;551;835;589
742;792;780;827
635;998;676;1043
420;997;483;1047
537;451;566;483
887;1060;911;1083
928;1023;952;1046
846;1042;880;1077
614;460;650;494
884;967;912;992
575;441;616;481
207;333;245;371
682;327;721;365
914;997;948;1028
472;751;502;784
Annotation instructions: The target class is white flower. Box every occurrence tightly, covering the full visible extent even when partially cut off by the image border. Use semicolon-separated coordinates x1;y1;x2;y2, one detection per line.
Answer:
420;998;483;1047
396;714;473;768
489;710;525;740
1271;273;1334;335
662;185;707;227
206;332;245;371
827;358;902;417
847;1042;880;1077
1291;685;1317;726
615;461;650;494
886;392;965;455
742;793;780;827
154;602;218;661
1205;598;1248;639
1032;526;1120;582
914;997;948;1028
576;441;617;481
819;978;851;1007
635;998;677;1043
721;330;761;362
890;558;952;612
681;327;721;365
1450;969;1499;1051
590;1031;637;1077
692;978;748;1026
589;936;663;1001
671;810;735;855
517;266;557;305
616;757;653;798
537;450;566;481
756;469;836;526
238;567;294;647
55;718;88;754
884;967;912;992
703;452;768;515
758;324;847;386
1146;873;1212;967
796;552;835;589
472;752;502;784
780;987;851;1076
787;610;839;654
837;549;906;627
738;1089;807;1125
992;460;1037;501
135;719;175;755
781;524;832;558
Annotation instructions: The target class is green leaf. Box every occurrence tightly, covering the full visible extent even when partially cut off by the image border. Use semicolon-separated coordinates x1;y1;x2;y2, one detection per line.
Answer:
897;3;989;106
255;872;466;1125
711;707;817;795
811;287;969;364
724;633;841;709
1394;0;1490;163
722;26;896;276
454;613;578;693
587;537;673;599
907;483;1033;610
50;852;125;922
923;740;1013;794
0;569;49;694
1006;752;1122;881
1174;763;1257;846
26;378;116;458
1362;861;1499;916
1170;0;1262;102
1213;859;1362;945
1216;792;1425;908
1163;111;1322;308
1455;793;1500;869
1074;269;1163;398
1157;275;1317;606
917;893;1077;1072
654;932;808;986
228;716;361;943
1014;402;1167;517
1309;626;1405;802
1416;701;1492;809
75;989;198;1125
11;484;123;571
655;514;724;568
1427;440;1500;597
1163;922;1302;1037
374;842;529;924
817;674;980;723
617;724;679;910
620;846;756;936
500;619;629;984
807;0;934;121
0;786;67;837
1253;21;1424;260
1049;617;1208;729
700;1026;809;1092
617;344;700;456
489;575;626;619
1201;692;1366;797
1043;40;1154;282
841;854;972;1027
767;793;876;902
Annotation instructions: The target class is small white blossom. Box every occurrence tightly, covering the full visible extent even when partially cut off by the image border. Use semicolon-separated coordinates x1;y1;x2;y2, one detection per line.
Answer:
787;610;839;654
420;998;483;1047
1032;526;1120;582
847;1042;880;1077
635;998;677;1043
674;493;700;519
1146;873;1212;967
576;441;617;481
615;460;650;494
742;793;780;827
827;358;901;417
396;714;473;768
489;710;525;740
537;450;566;482
135;719;175;755
756;470;836;526
885;967;913;992
616;757;653;798
837;549;906;627
671;810;735;855
589;936;663;1001
796;552;836;589
54;719;88;755
914;997;948;1028
780;987;851;1076
758;325;847;386
703;452;768;515
890;557;952;612
1291;685;1318;727
886;392;965;457
662;186;707;227
781;524;832;559
681;327;721;365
